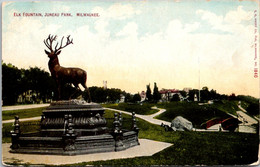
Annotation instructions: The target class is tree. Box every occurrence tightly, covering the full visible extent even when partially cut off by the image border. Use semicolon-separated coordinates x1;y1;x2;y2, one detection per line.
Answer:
146;84;152;102
23;67;56;102
201;86;210;102
229;93;237;100
247;103;259;116
2;63;22;105
153;82;161;103
124;93;133;103
188;89;199;101
210;89;218;100
179;91;187;98
171;94;180;101
107;88;122;102
88;87;123;103
88;86;107;103
133;93;141;103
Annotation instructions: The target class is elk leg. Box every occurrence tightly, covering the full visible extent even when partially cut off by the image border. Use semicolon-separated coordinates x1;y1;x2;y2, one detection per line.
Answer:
81;82;92;103
57;81;61;100
69;83;80;100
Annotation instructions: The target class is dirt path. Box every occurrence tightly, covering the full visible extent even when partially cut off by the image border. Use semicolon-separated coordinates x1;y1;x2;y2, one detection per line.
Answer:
104;107;171;126
2;116;42;124
2;104;49;111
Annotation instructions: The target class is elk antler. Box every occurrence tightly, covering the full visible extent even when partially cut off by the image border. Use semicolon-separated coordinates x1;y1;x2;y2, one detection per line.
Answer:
54;35;73;53
44;34;57;53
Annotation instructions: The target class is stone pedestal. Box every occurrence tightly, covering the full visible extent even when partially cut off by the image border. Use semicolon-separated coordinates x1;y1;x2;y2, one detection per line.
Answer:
10;99;139;155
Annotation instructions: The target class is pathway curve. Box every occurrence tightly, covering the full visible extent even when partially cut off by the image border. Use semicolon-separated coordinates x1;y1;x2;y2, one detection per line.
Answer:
3;116;42;124
104;106;171;126
2;104;49;124
2;104;49;111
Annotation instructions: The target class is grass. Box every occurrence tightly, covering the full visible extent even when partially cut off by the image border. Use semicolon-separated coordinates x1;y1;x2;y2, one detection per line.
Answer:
155;102;232;128
2;107;47;120
2;120;41;143
210;100;239;116
2;107;259;166
80;132;258;166
77;110;259;166
103;102;158;115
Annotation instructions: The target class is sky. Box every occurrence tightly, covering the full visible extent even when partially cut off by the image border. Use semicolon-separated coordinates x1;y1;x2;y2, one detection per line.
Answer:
2;0;260;97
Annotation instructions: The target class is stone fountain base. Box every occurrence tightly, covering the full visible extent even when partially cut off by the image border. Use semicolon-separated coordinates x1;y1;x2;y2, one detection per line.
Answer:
10;100;139;155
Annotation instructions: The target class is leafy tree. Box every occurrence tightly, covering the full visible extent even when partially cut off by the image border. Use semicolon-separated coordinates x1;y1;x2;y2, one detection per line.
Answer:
88;87;123;103
124;93;133;103
188;89;199;101
201;86;210;102
88;86;107;103
23;67;56;102
210;89;218;100
171;94;180;101
153;82;161;103
107;88;122;102
2;63;22;105
247;103;259;116
133;93;141;103
179;91;187;98
229;93;237;100
146;84;152;102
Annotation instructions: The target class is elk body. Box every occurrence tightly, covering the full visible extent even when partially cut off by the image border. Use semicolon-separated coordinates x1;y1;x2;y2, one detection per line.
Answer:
44;35;91;102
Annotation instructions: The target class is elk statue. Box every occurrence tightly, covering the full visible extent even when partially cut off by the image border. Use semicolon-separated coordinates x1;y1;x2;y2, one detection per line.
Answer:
44;34;91;102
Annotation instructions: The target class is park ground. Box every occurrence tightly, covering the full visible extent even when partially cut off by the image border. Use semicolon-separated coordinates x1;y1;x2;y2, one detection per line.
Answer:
2;100;259;166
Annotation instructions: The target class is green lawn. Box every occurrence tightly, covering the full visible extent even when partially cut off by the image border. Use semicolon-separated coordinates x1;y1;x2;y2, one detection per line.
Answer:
210;100;239;116
2;107;47;120
155;101;232;128
81;131;258;166
2;120;41;143
103;103;158;115
3;109;259;166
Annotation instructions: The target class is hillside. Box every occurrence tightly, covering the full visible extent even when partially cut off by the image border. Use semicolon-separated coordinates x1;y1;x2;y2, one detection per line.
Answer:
156;101;240;128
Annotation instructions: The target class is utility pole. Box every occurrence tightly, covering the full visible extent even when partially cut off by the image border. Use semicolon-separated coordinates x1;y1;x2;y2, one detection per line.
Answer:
198;55;200;102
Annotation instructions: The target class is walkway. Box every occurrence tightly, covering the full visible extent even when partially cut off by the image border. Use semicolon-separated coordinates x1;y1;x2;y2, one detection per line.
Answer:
3;116;42;124
2;104;49;111
2;139;172;165
2;104;49;124
104;106;171;126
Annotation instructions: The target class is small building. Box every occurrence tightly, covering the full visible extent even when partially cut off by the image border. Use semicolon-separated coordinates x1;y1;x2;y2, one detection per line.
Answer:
119;94;125;103
140;91;146;102
17;90;36;103
194;94;198;102
159;89;183;101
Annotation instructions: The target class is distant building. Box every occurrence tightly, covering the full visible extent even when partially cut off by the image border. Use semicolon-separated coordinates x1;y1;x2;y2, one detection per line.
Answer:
194;94;198;101
17;90;51;104
159;89;183;101
119;94;125;103
140;91;146;102
103;81;107;89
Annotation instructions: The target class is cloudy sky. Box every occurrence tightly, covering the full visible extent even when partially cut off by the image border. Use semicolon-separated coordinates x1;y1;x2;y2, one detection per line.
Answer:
2;0;259;97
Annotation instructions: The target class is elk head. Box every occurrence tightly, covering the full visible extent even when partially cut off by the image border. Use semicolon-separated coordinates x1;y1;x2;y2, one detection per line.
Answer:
44;34;73;59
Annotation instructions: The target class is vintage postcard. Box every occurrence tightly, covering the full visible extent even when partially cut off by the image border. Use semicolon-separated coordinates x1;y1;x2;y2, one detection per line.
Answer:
2;0;259;166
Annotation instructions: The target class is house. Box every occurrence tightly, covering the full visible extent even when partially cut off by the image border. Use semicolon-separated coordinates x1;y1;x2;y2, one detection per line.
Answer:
17;90;52;104
140;91;146;102
119;94;125;103
17;90;37;104
159;89;183;101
